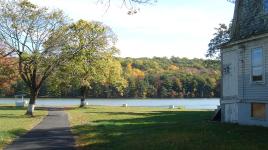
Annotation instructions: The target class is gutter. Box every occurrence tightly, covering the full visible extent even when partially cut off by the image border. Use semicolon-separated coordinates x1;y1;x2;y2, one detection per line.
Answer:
239;45;246;103
221;32;268;49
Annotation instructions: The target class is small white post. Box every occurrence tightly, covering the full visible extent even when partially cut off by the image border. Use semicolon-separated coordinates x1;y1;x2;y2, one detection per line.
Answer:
169;105;175;109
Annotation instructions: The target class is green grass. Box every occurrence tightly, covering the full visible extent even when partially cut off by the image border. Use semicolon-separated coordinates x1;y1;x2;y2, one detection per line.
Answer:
68;106;268;150
0;106;47;149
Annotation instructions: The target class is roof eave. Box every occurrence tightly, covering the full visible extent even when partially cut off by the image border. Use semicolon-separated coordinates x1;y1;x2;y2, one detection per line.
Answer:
221;32;268;49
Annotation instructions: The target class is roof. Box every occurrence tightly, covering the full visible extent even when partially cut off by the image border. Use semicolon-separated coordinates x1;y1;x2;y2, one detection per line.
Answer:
231;0;268;42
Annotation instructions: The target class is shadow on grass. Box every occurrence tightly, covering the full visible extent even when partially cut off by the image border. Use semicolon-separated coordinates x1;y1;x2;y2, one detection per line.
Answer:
0;106;25;111
0;106;45;118
84;111;158;116
0;114;27;119
72;111;268;150
0;114;44;119
0;128;27;148
0;106;76;111
3;127;75;150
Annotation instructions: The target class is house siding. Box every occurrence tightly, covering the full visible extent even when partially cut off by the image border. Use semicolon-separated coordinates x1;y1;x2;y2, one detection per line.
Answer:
238;103;268;127
238;38;268;102
222;0;268;126
222;49;239;97
221;47;240;123
221;36;268;125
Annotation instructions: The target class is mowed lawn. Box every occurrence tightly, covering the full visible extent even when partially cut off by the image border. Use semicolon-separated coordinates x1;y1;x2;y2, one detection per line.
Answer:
68;106;268;150
0;106;47;149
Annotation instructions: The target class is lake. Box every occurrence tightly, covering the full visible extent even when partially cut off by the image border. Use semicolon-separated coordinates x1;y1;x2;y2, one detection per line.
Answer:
0;98;220;109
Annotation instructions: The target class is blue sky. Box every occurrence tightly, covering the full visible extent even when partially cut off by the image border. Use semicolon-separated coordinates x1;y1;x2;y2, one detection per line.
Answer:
30;0;234;59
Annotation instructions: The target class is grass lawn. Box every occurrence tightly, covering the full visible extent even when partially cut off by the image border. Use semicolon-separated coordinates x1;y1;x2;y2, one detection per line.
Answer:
0;106;47;149
68;106;268;150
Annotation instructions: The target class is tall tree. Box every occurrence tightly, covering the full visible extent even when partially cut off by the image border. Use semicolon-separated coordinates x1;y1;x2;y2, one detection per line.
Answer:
50;20;126;107
206;23;231;59
206;0;235;59
0;56;17;89
0;0;75;116
98;56;127;99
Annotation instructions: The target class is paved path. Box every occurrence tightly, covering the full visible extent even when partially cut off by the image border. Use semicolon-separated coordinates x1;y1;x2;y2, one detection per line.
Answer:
5;108;75;150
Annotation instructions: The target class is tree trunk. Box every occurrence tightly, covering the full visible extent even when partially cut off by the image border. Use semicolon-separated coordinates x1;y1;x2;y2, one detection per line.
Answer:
80;86;87;108
25;90;38;116
80;97;86;108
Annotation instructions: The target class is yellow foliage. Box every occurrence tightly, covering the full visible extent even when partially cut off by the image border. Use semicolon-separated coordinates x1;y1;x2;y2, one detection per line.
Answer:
168;65;179;71
126;63;145;79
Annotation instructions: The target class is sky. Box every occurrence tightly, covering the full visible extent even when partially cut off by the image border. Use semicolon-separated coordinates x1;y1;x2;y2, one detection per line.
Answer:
29;0;235;59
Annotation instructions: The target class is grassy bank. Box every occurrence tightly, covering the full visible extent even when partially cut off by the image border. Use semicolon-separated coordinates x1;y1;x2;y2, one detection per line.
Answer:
0;106;47;149
68;106;268;150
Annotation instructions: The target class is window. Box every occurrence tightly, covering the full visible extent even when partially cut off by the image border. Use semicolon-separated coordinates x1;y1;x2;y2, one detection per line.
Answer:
251;48;264;82
264;0;268;13
251;103;266;120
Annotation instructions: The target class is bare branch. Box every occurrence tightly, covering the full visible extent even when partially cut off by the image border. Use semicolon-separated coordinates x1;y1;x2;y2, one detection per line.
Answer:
98;0;156;15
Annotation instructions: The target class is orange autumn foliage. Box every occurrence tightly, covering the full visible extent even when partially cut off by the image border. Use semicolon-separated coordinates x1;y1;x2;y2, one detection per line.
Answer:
168;65;179;71
126;64;145;79
0;56;18;89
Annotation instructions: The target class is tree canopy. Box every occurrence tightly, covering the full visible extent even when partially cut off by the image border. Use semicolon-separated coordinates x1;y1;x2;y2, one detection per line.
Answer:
0;0;73;115
49;20;126;107
0;0;124;115
0;0;222;115
206;24;231;59
1;57;220;99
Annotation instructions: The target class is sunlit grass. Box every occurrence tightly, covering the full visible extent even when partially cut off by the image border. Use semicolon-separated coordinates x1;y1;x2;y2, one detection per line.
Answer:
0;105;47;149
67;106;268;150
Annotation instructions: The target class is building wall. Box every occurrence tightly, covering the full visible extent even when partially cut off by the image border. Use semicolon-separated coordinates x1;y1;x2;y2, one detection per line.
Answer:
222;0;268;126
222;49;239;98
238;37;268;101
222;36;268;125
238;102;268;126
221;46;240;123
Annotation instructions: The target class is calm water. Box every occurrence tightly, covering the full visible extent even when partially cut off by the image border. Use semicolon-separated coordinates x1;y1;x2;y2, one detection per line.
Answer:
0;98;220;109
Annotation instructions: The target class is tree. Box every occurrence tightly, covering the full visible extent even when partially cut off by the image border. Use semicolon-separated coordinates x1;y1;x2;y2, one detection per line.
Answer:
0;56;17;90
0;0;75;116
206;23;231;59
205;0;235;59
100;57;127;98
0;43;17;90
50;20;126;107
0;55;221;99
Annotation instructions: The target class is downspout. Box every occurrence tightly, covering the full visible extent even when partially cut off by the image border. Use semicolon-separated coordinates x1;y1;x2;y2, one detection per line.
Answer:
220;49;223;105
239;45;246;103
220;49;224;122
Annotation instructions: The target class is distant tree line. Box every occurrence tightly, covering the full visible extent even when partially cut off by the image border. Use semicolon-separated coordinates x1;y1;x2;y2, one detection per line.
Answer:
1;57;220;98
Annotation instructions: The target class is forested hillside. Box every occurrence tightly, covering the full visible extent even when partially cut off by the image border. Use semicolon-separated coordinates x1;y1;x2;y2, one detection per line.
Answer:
0;57;220;98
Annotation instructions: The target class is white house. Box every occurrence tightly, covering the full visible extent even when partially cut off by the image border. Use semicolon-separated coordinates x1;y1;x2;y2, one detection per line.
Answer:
221;0;268;126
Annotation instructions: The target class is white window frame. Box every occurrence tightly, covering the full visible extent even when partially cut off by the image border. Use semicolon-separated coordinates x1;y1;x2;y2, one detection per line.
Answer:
251;47;265;84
